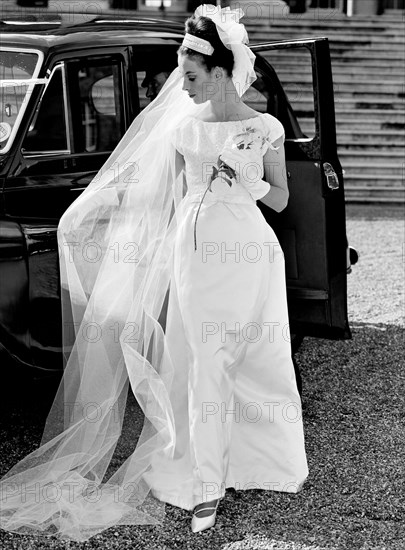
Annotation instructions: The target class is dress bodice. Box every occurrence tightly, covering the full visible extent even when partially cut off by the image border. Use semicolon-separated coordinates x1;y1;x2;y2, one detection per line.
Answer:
172;112;285;203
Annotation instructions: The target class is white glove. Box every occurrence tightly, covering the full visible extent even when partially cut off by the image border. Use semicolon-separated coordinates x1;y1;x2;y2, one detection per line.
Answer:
219;145;270;200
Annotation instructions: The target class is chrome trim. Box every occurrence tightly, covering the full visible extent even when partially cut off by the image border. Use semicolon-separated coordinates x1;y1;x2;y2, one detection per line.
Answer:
60;63;71;153
21;62;71;157
22;150;70;158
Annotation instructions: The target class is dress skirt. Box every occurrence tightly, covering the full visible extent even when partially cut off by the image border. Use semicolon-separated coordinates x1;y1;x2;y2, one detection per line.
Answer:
143;191;308;511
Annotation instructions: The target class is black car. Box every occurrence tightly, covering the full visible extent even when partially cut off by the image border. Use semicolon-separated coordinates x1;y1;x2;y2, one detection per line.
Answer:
0;16;354;380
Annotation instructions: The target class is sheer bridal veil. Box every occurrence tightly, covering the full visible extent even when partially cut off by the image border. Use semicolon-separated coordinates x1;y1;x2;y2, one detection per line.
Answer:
0;4;256;542
0;67;203;542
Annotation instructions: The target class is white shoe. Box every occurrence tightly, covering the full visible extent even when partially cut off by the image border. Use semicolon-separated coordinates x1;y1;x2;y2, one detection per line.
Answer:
191;499;220;533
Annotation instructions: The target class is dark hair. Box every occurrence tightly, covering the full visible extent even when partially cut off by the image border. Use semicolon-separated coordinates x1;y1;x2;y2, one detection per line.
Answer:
177;15;234;76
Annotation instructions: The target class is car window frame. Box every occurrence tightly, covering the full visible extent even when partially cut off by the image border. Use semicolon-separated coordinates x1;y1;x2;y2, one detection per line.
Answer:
19;48;129;164
63;51;127;156
21;61;72;158
0;46;44;155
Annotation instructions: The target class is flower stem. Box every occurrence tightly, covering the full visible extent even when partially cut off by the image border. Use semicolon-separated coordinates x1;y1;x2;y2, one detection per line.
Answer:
193;182;212;252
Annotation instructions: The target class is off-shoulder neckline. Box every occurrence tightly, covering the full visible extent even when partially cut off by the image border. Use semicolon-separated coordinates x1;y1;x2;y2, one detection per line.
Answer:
191;113;268;124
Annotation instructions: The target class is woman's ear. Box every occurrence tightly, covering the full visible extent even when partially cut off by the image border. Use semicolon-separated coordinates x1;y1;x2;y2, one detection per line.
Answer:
213;66;224;80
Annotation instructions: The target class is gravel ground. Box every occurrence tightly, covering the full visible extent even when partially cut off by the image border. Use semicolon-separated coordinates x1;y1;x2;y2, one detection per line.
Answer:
345;204;405;328
0;204;404;550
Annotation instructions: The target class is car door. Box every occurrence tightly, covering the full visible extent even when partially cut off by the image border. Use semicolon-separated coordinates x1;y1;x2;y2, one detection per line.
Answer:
2;51;131;370
246;38;350;341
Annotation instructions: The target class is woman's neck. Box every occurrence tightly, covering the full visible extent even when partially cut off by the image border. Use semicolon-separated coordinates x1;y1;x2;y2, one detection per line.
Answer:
205;79;250;121
204;98;252;122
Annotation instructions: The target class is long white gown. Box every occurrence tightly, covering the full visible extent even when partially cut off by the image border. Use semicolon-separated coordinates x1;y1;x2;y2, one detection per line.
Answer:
144;112;309;510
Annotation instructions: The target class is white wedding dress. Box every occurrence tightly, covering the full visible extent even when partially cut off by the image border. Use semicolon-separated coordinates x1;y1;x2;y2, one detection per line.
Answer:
0;111;308;542
144;112;308;510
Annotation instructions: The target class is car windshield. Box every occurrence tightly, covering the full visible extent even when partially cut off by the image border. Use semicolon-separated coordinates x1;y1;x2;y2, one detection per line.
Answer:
0;49;43;153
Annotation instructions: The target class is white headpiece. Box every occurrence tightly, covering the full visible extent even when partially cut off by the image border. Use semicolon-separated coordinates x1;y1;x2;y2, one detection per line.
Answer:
182;32;215;55
189;4;257;97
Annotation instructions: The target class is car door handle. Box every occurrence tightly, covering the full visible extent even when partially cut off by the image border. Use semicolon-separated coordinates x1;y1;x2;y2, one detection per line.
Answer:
323;162;339;190
70;186;87;192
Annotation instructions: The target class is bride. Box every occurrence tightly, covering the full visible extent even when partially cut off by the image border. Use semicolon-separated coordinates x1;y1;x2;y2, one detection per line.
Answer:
0;4;308;541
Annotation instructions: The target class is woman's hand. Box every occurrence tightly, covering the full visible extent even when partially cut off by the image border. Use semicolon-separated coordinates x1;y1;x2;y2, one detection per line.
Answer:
219;145;270;200
259;134;289;212
219;144;263;183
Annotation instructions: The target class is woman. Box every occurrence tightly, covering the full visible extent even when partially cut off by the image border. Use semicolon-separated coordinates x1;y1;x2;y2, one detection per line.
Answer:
0;5;307;541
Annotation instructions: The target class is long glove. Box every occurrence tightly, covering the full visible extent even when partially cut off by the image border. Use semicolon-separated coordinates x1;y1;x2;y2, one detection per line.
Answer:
219;145;270;201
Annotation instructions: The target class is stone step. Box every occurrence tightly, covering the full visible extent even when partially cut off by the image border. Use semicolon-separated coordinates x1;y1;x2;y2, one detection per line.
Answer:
245;16;405;30
301;123;403;135
269;97;405;111
344;186;405;203
385;8;405;16
341;163;404;176
275;67;405;79
262;49;405;61
343;174;404;187
335;111;405;124
341;121;404;131
275;73;403;87
337;129;405;142
255;17;402;28
260;42;405;54
301;120;405;134
280;81;403;95
338;151;405;166
252;32;405;45
338;140;404;150
290;92;403;104
263;58;405;72
339;149;405;156
330;58;404;68
335;118;403;129
248;21;405;33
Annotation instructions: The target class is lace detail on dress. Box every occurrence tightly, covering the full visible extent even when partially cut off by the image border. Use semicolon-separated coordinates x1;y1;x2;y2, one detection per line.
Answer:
173;112;284;199
172;112;285;251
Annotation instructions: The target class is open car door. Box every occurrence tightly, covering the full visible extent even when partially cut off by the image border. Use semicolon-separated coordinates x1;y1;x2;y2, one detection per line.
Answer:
246;38;350;341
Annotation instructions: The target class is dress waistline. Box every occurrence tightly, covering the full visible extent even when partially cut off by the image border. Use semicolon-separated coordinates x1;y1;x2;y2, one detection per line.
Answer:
184;191;255;205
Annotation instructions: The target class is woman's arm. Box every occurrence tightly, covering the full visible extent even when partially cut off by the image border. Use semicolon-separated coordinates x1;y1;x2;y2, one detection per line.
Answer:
259;135;289;212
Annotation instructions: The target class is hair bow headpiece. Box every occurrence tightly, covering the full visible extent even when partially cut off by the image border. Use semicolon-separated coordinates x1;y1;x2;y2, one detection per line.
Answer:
194;4;257;97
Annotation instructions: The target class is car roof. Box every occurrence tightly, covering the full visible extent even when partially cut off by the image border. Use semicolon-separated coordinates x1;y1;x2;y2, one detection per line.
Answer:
0;17;185;54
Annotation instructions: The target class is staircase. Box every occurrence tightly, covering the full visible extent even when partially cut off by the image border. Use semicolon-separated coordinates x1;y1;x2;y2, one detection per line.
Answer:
243;11;405;204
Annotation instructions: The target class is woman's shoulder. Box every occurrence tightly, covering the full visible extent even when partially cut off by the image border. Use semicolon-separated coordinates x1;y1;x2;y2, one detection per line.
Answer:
259;112;283;126
259;113;284;138
258;114;285;150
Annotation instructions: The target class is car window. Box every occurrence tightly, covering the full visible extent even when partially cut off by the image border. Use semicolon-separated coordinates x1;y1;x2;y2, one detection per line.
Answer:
66;57;125;153
137;71;150;113
136;67;175;112
132;46;179;114
22;64;69;154
0;49;43;154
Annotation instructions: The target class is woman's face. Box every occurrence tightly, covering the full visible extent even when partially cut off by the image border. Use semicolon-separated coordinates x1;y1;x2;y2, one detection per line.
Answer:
178;54;218;104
